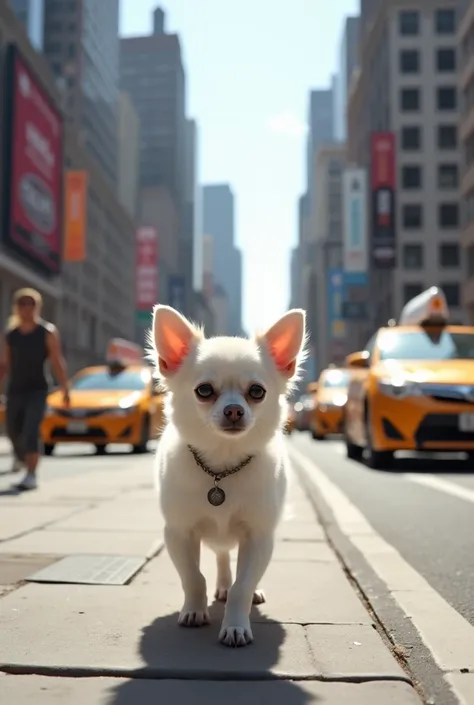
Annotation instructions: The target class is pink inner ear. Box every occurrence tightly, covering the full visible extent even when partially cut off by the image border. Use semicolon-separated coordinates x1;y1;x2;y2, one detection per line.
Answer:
154;306;197;374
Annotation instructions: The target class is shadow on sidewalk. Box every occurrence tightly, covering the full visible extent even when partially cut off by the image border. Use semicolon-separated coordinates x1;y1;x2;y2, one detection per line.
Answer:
105;602;317;704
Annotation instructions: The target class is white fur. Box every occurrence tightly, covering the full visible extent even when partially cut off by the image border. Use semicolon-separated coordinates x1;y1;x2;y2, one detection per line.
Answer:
149;306;306;647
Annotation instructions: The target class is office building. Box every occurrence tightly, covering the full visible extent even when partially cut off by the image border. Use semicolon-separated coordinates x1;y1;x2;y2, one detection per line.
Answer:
459;0;474;321
203;184;243;336
0;4;135;373
120;6;190;313
9;0;44;50
117;92;140;220
347;0;463;329
41;0;119;186
306;89;334;196
334;16;360;140
310;144;346;370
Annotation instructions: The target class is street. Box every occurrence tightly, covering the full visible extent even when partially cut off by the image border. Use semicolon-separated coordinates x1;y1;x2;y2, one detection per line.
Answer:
289;432;474;705
0;435;472;703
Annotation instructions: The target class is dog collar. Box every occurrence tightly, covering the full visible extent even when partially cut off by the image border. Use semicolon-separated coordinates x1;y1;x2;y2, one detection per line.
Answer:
187;445;254;507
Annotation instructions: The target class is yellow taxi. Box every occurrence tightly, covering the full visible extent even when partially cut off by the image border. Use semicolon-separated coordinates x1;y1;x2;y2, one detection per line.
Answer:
344;287;474;469
41;339;165;456
310;367;349;440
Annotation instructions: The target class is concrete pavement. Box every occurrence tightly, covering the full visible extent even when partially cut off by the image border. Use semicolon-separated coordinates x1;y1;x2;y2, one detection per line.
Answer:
0;445;422;703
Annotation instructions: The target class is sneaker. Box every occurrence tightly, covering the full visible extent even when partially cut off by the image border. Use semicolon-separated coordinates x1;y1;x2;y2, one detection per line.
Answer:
11;458;23;473
15;472;37;491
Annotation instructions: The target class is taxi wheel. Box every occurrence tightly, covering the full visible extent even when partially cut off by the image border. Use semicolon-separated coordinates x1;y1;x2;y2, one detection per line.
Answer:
311;429;325;441
132;415;150;454
345;438;363;461
43;444;55;457
95;445;107;455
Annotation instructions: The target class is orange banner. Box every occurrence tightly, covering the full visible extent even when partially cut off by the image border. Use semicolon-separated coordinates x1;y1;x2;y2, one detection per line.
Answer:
63;170;88;262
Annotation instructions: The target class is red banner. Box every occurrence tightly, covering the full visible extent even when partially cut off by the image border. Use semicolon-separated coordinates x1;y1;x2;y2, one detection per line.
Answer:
135;226;158;311
371;132;395;189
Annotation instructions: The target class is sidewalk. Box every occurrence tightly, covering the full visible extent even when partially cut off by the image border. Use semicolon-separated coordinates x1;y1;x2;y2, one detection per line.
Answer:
0;458;422;704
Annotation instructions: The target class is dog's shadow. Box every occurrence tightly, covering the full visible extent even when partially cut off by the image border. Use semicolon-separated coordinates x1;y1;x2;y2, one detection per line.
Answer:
105;600;318;704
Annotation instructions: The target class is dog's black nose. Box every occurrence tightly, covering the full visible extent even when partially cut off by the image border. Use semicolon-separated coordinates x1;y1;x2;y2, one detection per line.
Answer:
223;404;245;422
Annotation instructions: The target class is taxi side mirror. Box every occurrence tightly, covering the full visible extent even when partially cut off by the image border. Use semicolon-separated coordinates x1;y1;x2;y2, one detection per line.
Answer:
346;350;370;369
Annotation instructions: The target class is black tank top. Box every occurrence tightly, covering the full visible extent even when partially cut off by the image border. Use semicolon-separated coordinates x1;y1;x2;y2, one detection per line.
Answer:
6;320;52;393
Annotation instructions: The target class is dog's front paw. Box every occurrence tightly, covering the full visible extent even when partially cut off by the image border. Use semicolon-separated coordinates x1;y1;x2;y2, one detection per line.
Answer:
219;623;254;647
214;587;229;602
252;589;266;605
178;606;210;627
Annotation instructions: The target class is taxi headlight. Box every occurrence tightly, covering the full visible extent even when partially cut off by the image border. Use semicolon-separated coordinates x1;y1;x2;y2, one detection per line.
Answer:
377;379;422;399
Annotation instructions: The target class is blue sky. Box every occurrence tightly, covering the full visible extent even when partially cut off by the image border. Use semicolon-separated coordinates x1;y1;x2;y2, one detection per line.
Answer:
121;0;359;333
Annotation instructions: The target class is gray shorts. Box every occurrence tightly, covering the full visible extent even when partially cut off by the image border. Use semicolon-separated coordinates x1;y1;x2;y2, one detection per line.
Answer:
6;390;48;457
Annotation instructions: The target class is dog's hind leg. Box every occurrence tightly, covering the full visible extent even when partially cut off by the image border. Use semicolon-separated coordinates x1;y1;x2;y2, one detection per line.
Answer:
165;526;210;627
214;551;232;601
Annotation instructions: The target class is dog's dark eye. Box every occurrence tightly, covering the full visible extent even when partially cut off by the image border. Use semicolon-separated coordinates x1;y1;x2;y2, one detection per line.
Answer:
248;384;266;401
195;383;214;399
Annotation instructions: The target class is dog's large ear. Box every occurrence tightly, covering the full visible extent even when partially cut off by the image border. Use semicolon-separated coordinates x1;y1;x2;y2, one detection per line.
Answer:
259;309;306;378
152;305;200;376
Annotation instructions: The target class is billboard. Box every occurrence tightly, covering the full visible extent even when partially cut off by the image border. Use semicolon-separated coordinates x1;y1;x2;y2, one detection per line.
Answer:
135;226;158;323
64;171;88;262
327;268;346;344
371;132;396;268
343;168;367;273
168;275;186;313
342;271;368;321
2;45;63;274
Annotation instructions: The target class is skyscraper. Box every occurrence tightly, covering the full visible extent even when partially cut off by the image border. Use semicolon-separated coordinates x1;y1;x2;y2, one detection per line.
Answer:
41;0;120;185
9;0;44;50
203;184;243;336
334;16;360;140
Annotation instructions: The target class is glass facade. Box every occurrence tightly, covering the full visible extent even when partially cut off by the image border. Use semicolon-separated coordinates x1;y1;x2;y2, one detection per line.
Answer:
81;0;119;184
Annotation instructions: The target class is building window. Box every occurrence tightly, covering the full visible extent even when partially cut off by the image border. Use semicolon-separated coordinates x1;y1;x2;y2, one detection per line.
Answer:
439;203;459;228
399;10;420;35
468;245;474;277
436;48;456;72
403;244;424;269
441;283;460;306
401;88;420;111
437;87;457;110
437;124;457;149
401;165;422;189
439;243;460;267
400;50;420;73
435;9;456;34
404;284;424;303
401;126;421;150
403;204;423;228
438;164;458;189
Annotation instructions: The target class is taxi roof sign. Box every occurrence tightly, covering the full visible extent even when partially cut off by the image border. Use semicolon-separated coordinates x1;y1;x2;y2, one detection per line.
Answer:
398;287;449;327
106;338;143;366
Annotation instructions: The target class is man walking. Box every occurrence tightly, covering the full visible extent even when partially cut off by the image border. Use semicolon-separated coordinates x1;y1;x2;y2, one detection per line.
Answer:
0;288;70;490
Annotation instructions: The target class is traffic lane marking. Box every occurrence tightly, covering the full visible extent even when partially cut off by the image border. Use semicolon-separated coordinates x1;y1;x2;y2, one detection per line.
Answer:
403;473;474;505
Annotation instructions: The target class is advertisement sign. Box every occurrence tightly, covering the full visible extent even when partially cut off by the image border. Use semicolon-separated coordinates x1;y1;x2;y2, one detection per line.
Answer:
64;171;88;262
371;132;396;268
343;168;367;273
342;271;368;320
168;275;186;313
327;269;346;343
135;226;158;315
2;45;63;274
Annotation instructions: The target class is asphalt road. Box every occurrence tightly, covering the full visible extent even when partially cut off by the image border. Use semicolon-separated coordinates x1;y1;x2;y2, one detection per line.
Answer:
290;431;474;628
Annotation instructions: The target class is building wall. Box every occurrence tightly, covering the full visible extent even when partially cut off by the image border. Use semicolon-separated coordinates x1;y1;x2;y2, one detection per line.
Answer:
211;286;229;336
348;0;462;333
459;0;474;321
9;0;44;50
117;92;140;220
335;16;360;140
0;3;136;374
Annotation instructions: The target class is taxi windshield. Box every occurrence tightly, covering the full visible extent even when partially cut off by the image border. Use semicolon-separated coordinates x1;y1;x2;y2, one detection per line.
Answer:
322;370;349;387
378;330;474;361
70;369;150;391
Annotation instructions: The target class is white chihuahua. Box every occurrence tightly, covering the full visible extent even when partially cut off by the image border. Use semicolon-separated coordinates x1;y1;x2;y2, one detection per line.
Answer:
149;305;306;647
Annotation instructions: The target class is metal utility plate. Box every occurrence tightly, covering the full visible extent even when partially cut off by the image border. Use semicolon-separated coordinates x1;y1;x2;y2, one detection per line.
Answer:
26;554;146;586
